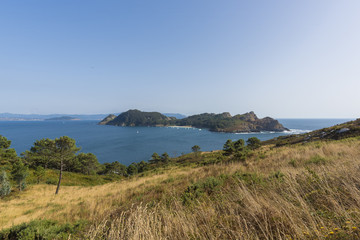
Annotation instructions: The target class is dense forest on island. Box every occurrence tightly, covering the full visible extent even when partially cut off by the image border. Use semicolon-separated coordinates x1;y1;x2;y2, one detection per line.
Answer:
99;109;288;133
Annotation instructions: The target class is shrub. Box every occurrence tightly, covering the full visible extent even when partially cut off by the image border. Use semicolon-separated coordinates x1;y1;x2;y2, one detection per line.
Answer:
0;219;87;240
288;159;297;167
182;176;223;205
305;155;328;165
233;172;266;186
246;137;261;150
0;170;11;197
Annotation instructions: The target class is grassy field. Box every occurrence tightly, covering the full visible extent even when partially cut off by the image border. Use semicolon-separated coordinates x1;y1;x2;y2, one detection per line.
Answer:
2;137;360;239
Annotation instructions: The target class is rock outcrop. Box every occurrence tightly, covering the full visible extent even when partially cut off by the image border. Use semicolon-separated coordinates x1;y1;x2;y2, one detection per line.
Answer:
98;114;117;125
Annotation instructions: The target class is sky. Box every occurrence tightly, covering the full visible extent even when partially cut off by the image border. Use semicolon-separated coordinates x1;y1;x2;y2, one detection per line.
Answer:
0;1;359;118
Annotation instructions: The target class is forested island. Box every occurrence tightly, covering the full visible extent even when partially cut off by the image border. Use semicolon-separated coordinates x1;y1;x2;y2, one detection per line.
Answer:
99;109;288;132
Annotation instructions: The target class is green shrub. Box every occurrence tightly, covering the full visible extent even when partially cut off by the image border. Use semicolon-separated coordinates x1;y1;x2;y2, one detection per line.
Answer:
46;178;58;185
233;172;266;186
269;171;285;181
288;159;297;167
0;170;11;197
305;155;328;165
182;176;224;205
0;219;87;240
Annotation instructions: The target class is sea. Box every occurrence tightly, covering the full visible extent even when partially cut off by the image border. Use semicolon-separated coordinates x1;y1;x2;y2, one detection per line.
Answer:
0;119;354;166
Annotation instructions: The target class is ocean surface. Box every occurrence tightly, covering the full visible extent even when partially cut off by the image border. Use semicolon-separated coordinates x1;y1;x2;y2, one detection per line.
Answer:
0;119;353;165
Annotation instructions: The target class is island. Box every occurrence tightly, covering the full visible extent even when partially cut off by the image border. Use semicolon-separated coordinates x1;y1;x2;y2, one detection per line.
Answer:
98;109;288;133
45;116;79;121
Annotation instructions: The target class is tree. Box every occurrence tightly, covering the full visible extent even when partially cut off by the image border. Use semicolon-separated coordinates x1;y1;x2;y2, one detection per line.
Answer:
191;145;201;153
23;138;56;169
34;166;46;184
108;161;127;175
127;163;138;175
75;153;101;175
0;135;11;149
247;137;261;150
234;139;245;152
11;160;29;191
0;135;18;167
161;152;170;163
149;152;161;164
53;136;80;194
137;161;148;173
0;170;11;197
233;139;247;162
223;139;234;156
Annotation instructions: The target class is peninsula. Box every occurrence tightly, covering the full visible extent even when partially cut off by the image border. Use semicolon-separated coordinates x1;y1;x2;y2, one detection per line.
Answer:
98;109;288;133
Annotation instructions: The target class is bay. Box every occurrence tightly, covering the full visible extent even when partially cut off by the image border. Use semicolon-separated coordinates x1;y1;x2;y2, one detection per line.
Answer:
0;118;353;165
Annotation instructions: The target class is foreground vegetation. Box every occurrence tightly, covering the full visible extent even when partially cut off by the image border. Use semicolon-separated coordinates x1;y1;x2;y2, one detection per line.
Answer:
1;119;360;239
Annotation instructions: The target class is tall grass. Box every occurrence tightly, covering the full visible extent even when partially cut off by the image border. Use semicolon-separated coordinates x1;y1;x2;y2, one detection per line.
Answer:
86;140;360;239
2;139;360;239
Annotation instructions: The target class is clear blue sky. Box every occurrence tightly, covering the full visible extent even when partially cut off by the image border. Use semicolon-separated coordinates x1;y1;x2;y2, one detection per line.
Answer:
1;0;359;118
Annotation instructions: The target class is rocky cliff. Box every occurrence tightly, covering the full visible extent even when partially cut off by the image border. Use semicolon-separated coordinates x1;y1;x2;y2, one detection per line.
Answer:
98;114;117;125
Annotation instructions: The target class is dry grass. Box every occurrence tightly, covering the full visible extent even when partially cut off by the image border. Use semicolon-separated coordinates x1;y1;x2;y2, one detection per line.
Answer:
2;138;360;239
86;139;360;239
0;167;202;230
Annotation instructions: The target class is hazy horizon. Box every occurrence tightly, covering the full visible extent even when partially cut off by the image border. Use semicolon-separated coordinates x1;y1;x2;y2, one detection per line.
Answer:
0;111;356;120
1;1;359;118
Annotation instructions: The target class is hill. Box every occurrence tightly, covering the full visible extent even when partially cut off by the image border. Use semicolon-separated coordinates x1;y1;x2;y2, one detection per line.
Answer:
2;123;360;239
177;111;288;132
102;109;174;126
0;113;108;121
264;118;360;146
99;109;288;132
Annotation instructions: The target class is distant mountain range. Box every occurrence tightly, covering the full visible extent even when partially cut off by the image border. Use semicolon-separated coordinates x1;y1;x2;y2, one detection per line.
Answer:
0;112;187;121
99;109;288;133
0;113;109;121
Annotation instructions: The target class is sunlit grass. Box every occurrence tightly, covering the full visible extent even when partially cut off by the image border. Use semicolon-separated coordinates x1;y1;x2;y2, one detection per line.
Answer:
2;138;360;239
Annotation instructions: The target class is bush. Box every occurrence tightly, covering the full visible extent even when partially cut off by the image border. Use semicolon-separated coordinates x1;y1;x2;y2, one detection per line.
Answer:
0;219;87;240
246;137;261;150
305;155;328;165
182;177;224;205
0;170;11;197
233;172;266;186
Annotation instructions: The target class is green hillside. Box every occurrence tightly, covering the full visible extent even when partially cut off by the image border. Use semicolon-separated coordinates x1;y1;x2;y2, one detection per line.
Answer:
100;109;288;133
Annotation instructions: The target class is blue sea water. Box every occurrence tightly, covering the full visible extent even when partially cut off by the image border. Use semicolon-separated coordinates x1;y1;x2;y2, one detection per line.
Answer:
0;119;353;165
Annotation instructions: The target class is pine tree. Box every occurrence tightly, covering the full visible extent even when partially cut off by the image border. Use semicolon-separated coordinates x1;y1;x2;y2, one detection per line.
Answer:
247;137;261;150
234;139;245;152
34;166;46;184
54;136;80;194
149;152;161;164
223;139;234;156
161;152;170;163
11;160;29;191
191;145;201;153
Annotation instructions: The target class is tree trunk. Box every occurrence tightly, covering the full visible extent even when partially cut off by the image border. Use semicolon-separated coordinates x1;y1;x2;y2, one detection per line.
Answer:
55;159;63;194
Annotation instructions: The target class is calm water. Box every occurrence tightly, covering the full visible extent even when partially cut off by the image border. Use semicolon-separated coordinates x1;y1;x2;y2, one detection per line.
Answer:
0;119;353;165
